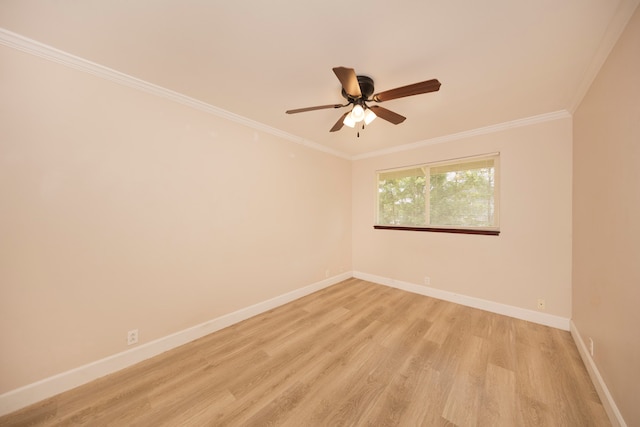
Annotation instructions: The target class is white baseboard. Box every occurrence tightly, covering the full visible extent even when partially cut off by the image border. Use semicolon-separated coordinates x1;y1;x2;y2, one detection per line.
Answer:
0;272;352;417
353;271;570;331
570;321;626;427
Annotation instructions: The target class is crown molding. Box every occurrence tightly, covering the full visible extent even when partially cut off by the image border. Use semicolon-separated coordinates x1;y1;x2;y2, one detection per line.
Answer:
569;0;640;113
0;27;584;162
352;110;572;160
0;27;352;160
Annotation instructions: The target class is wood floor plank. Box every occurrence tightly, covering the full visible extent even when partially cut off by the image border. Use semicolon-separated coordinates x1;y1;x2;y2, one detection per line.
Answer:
273;319;390;426
441;335;489;426
478;363;518;427
365;337;440;426
0;279;610;426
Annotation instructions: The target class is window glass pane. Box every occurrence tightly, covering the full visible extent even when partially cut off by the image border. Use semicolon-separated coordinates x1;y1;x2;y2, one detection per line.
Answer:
429;162;495;227
376;154;498;229
377;167;427;226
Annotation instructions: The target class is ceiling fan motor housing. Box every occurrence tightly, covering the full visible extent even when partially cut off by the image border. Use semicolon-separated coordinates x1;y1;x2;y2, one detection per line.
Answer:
342;75;375;102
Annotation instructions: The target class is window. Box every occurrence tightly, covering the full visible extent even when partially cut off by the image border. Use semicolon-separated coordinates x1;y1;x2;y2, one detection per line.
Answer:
375;153;499;235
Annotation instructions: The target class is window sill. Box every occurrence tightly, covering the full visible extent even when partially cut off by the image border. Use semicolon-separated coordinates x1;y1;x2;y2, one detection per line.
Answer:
373;225;500;236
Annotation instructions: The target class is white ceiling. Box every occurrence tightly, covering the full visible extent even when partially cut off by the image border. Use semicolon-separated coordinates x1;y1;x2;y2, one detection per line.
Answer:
1;1;638;158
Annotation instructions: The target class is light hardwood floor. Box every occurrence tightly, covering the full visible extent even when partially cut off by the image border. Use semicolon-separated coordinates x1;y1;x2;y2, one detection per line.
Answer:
1;278;609;426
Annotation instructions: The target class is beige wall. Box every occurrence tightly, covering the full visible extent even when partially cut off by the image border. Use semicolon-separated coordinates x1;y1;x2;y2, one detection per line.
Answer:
2;8;637;421
573;6;640;426
0;46;352;393
352;117;573;318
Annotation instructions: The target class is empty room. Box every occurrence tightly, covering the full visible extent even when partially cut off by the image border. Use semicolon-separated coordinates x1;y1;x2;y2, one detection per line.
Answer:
1;1;639;426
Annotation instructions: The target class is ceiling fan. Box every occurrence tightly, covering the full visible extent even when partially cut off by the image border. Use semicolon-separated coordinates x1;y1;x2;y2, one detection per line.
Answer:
286;66;441;133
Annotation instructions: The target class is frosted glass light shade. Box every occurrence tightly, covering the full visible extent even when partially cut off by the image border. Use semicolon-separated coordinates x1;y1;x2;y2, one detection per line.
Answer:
351;105;365;122
343;113;356;128
364;108;376;125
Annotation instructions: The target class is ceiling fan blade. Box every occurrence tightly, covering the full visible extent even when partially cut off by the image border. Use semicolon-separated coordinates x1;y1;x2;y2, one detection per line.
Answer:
373;79;441;102
286;104;344;114
333;66;362;98
369;106;406;125
330;112;350;132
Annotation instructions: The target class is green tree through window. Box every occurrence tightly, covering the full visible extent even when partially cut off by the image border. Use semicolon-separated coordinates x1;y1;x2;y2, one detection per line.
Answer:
378;171;426;226
377;155;498;229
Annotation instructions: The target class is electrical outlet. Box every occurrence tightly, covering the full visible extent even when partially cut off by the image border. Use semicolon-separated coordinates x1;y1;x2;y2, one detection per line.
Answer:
325;269;330;278
537;299;546;311
424;276;431;286
588;337;594;357
127;329;138;346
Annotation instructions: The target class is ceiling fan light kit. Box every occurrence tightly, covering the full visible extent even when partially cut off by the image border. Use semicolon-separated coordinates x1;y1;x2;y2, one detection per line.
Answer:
286;66;441;135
